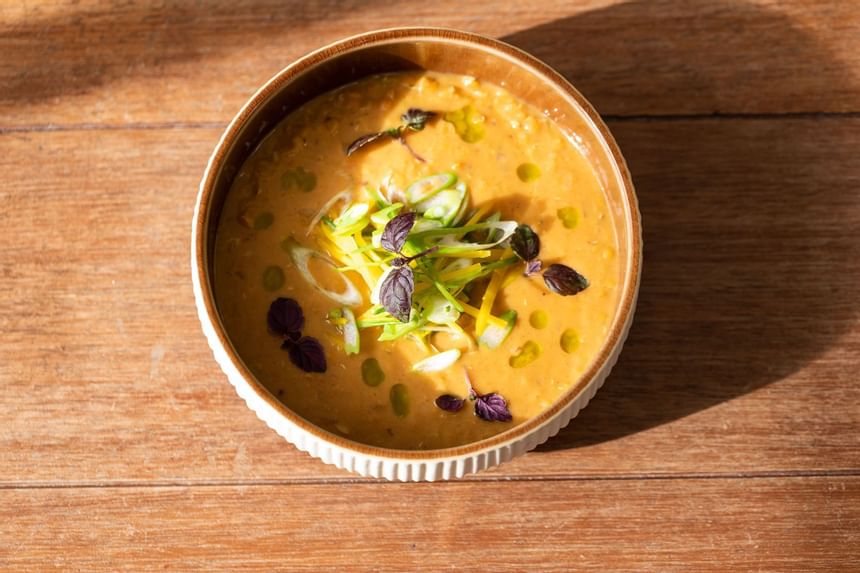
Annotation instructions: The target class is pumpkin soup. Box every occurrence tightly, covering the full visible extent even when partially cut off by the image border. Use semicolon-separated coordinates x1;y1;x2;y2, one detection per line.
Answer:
213;71;620;449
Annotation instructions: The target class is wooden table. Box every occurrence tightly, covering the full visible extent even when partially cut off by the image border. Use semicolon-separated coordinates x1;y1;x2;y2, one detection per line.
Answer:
2;1;858;570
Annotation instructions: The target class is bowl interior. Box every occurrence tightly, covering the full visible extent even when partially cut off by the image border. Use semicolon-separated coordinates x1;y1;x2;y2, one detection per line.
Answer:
197;29;639;454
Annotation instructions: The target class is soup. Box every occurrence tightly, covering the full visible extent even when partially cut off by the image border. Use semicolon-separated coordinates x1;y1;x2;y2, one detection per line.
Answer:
214;71;620;449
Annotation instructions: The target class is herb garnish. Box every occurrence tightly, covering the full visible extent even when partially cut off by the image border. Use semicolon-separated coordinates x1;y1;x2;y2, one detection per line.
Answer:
473;391;513;422
286;337;327;373
378;212;439;322
267;298;327;373
268;297;304;339
511;224;542;276
511;224;589;294
434;394;465;412
543;263;590;296
434;370;512;422
379;267;414;323
346;108;438;162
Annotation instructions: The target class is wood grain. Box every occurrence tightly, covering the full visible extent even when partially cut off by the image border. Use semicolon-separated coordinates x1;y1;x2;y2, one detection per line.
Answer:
2;118;858;485
2;477;858;571
1;0;858;129
2;1;859;569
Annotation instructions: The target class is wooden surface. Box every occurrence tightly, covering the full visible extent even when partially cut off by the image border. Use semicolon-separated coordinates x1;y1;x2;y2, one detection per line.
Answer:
1;1;858;570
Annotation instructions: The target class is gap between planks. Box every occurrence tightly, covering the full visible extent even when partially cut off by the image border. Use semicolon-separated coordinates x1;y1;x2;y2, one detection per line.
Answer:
1;111;859;135
2;468;859;491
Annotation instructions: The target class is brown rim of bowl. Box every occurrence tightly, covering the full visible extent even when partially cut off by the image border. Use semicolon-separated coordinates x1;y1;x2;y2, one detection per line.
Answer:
194;27;641;460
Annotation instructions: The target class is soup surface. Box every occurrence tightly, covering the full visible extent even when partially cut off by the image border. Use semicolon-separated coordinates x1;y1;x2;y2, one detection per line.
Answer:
214;71;620;449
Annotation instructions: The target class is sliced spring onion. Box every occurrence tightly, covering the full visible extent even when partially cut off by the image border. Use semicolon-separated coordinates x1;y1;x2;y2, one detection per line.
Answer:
286;241;363;307
378;317;426;341
332;203;370;229
380;173;405;204
478;310;517;349
341;308;360;355
422;293;461;324
438;263;483;283
433;221;517;254
332;217;370;237
448;322;475;351
414;180;466;226
306;189;351;236
412;218;444;234
452;182;471;225
405;172;457;205
357;305;399;328
432;281;464;313
411;220;516;243
412;349;461;373
365;184;389;207
370;203;404;227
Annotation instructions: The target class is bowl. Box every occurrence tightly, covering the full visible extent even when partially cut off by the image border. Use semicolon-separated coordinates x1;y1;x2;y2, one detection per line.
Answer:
192;27;641;481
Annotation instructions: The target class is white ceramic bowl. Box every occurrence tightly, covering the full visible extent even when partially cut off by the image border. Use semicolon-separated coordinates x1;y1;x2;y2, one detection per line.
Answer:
192;28;641;481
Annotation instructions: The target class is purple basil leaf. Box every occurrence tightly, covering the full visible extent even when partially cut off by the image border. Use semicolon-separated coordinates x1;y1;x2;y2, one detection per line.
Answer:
510;224;540;262
524;259;542;276
401;108;437;131
284;336;327;373
474;393;512;422
380;211;416;254
543;263;590;296
435;394;465;412
346;131;387;156
379;266;414;322
267;297;304;337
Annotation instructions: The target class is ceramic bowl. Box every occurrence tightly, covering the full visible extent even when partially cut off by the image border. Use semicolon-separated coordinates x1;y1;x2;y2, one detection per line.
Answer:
192;27;641;481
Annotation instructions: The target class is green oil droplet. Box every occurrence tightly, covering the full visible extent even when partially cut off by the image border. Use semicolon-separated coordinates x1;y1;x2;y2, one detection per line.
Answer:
262;265;285;291
361;358;386;387
561;329;580;354
253;211;274;230
516;163;541;183
509;340;542;368
443;104;485;143
390;383;410;417
529;309;549;329
557;206;580;229
295;167;317;192
281;167;317;192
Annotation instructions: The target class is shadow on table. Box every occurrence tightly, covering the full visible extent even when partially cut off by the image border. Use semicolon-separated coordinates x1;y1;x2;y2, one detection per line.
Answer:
0;1;386;107
500;1;860;450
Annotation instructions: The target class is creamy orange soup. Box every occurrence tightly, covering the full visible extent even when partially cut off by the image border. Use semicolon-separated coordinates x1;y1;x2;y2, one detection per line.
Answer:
214;71;620;449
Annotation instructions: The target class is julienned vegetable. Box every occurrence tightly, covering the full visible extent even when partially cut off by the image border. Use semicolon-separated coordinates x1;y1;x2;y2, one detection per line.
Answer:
291;170;588;373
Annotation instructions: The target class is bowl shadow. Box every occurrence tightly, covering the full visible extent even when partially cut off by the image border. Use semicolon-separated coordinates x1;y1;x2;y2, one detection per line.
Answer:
500;1;860;450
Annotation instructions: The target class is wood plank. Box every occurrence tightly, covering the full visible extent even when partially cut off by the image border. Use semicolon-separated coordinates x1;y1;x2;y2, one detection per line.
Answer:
1;0;858;129
1;118;858;484
1;477;858;571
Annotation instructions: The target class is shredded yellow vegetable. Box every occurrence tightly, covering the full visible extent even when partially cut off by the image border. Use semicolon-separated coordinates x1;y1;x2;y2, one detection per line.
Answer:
353;232;381;262
460;301;507;329
319;224;380;289
501;263;522;289
438;263;482;283
476;268;506;336
464;205;491;227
